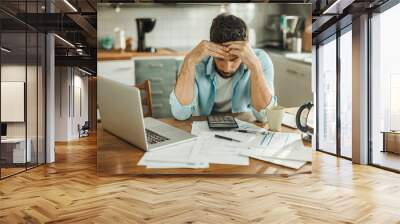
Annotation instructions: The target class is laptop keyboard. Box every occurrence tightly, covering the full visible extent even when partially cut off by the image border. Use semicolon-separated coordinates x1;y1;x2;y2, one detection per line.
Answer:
146;129;169;145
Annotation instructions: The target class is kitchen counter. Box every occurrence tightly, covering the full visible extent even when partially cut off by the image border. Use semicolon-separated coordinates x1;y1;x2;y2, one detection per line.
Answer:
265;47;313;107
263;48;312;65
98;48;188;61
98;47;311;64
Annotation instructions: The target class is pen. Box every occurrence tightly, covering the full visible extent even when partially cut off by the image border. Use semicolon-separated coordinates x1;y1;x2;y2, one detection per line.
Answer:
236;129;267;135
214;134;241;142
236;129;258;134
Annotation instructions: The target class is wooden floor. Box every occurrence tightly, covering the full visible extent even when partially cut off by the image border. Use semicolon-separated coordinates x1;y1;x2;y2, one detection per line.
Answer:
372;150;400;171
1;135;400;223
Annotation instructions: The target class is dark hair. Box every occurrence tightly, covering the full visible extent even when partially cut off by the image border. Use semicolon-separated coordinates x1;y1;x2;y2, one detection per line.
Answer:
210;13;248;44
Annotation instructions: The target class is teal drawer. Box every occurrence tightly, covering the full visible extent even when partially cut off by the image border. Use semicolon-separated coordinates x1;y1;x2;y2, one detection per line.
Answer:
152;99;173;118
152;94;170;104
135;59;177;80
151;87;173;99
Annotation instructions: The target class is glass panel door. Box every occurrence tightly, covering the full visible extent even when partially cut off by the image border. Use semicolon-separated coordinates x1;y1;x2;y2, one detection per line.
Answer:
318;37;337;154
339;28;352;158
370;3;400;171
0;1;46;178
1;31;28;177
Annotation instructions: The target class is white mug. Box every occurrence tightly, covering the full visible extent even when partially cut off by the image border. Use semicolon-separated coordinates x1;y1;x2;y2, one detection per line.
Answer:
266;106;285;131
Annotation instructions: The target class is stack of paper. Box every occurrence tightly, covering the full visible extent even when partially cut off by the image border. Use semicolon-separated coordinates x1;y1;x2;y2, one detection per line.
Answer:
240;132;311;169
138;119;260;168
190;132;253;166
138;119;311;170
138;139;208;168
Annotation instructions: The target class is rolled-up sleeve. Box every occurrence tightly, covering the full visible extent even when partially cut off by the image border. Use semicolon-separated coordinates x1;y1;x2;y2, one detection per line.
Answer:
251;95;277;122
251;49;277;122
169;85;198;120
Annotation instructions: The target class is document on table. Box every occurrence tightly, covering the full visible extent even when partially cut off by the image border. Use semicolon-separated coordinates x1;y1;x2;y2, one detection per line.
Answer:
137;128;255;168
189;131;254;166
139;160;209;169
138;118;310;169
189;120;261;166
241;131;311;162
247;154;307;169
137;140;209;169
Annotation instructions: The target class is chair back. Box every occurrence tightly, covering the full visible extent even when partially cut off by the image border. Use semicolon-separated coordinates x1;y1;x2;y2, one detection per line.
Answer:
134;80;153;117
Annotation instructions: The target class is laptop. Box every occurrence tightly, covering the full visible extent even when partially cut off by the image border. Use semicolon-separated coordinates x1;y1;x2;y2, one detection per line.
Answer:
97;76;197;151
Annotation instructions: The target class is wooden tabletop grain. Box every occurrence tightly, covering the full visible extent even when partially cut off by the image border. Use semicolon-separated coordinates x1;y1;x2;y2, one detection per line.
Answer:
97;116;312;177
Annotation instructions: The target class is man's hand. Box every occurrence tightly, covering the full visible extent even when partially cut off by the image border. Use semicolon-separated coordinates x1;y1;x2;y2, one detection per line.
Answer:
174;40;228;106
186;40;230;66
224;41;273;113
223;41;260;70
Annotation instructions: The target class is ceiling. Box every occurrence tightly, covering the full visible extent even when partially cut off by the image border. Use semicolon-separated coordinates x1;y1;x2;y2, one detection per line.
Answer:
98;0;312;2
311;0;391;43
0;0;97;74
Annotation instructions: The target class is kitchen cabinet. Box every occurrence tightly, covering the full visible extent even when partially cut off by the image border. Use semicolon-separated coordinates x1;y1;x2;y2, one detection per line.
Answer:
98;55;183;119
268;51;312;107
135;58;182;118
97;59;135;85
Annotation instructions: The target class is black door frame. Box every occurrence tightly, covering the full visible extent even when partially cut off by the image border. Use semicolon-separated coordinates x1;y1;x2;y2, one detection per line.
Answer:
0;1;48;180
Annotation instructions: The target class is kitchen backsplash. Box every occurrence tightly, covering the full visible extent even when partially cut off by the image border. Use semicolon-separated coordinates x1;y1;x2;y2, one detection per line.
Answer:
97;4;309;50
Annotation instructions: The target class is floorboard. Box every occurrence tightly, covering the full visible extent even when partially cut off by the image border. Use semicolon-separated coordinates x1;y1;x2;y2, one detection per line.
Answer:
1;134;400;224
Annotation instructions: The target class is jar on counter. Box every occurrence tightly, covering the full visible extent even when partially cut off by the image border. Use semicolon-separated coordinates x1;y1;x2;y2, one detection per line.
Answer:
114;27;126;51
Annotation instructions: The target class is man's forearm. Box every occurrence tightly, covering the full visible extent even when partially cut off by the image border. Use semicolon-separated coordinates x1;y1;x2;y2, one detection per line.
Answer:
174;56;197;106
249;62;273;111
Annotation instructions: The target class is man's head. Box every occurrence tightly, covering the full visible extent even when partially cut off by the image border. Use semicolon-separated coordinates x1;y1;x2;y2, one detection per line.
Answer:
210;13;248;77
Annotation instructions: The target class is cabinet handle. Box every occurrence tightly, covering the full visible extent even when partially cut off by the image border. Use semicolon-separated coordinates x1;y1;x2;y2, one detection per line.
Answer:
149;64;164;68
286;69;299;75
149;77;162;82
152;90;163;95
116;67;132;70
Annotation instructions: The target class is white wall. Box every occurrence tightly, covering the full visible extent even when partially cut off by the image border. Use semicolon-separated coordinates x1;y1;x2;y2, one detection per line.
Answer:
1;65;40;137
1;63;46;164
1;65;26;139
54;67;89;141
55;67;69;141
97;4;308;50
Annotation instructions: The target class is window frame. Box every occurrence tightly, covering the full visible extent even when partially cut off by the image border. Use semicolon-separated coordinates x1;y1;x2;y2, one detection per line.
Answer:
315;23;353;161
0;2;48;180
367;0;400;173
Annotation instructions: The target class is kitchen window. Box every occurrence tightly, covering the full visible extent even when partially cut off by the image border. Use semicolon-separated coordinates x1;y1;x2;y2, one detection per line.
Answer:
316;23;353;159
317;35;337;155
339;27;352;159
370;2;400;171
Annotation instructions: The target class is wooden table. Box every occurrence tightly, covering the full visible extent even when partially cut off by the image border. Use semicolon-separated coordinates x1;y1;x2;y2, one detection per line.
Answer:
97;116;312;177
381;131;400;154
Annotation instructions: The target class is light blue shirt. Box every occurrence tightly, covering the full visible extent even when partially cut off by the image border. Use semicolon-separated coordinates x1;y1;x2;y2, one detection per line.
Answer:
169;48;277;121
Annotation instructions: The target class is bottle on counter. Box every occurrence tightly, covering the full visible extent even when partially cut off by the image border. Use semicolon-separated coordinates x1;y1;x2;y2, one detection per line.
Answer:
113;27;126;52
125;37;134;52
292;32;303;53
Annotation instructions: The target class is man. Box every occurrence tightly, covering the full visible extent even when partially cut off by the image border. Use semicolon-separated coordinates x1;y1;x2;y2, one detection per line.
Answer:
170;13;277;122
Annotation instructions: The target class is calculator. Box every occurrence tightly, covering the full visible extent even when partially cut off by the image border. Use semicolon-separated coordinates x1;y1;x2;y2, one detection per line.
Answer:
207;115;239;129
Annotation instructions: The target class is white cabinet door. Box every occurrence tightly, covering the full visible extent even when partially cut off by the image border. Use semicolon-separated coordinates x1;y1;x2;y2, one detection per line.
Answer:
97;60;135;85
269;52;312;107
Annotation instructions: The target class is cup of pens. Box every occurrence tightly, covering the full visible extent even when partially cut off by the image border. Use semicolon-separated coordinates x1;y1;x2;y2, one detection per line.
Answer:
266;106;285;132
